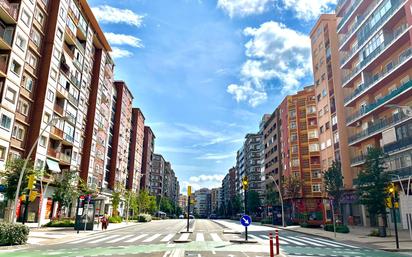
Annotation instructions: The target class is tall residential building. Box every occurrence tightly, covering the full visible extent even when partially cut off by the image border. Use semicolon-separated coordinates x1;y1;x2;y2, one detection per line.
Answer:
150;153;164;196
178;194;187;211
280;86;326;225
336;0;412;228
126;108;145;192
310;14;352;223
222;167;236;207
210;187;221;214
140;126;155;190
193;188;211;218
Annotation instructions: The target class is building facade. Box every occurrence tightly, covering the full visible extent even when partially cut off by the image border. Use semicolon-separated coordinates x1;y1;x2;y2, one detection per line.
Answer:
193;188;211;218
210;187;221;215
140;126;155;191
150;153;164;196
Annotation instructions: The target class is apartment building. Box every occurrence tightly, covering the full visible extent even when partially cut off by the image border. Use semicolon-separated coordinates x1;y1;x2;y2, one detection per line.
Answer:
150;153;164;196
210;187;221;215
310;14;353;223
193;188;211;218
336;0;412;228
140;126;155;190
280;86;327;225
126;108;145;192
221;167;236;209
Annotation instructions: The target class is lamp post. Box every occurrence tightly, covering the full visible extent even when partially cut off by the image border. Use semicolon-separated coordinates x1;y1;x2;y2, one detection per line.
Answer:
268;175;286;227
11;116;68;224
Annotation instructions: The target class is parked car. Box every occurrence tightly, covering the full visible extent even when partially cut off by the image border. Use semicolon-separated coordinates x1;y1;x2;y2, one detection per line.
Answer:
178;214;184;219
209;214;217;219
189;215;195;219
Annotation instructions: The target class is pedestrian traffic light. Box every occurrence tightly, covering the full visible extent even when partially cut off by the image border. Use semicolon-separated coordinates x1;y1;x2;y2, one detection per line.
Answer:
242;176;249;190
27;174;36;190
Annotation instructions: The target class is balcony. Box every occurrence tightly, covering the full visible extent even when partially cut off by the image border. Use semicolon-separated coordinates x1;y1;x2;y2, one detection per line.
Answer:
346;79;412;125
54;103;64;116
65;111;76;124
50;126;64;139
383;135;412;154
351;154;366;166
0;53;7;76
0;26;13;49
58;152;71;164
0;0;19;24
349;112;409;145
344;47;412;106
47;148;59;159
387;165;412;180
63;133;74;145
337;0;362;32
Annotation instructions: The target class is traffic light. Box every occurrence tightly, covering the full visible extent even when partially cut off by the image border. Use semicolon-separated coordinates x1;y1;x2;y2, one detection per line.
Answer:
27;174;36;190
242;176;249;190
385;197;392;208
29;190;38;202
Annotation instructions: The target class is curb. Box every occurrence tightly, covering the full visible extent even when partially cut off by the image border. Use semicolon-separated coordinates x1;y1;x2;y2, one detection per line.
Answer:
229;239;258;244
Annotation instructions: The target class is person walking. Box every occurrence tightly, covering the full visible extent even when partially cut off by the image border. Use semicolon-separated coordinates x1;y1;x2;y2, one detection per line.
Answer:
101;212;109;231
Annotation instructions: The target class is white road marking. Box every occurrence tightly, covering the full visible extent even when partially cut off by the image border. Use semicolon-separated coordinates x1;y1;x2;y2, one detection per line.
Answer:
106;234;135;243
88;235;119;244
177;233;190;241
280;237;305;245
196;233;205;241
299;236;342;247
171;248;185;257
142;233;161;242
314;238;360;249
124;234;148;243
162;250;171;257
290;237;323;246
210;233;222;242
68;235;107;244
259;235;290;245
161;234;175;242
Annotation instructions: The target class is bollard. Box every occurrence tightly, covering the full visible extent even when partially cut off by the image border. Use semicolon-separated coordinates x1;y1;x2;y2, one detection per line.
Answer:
269;233;274;257
275;229;279;255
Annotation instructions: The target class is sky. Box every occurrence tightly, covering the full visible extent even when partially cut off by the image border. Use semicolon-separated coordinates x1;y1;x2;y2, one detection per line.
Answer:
88;0;337;193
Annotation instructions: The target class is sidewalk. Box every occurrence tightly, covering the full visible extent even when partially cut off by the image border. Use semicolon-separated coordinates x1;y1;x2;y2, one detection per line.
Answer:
268;224;412;252
26;221;141;246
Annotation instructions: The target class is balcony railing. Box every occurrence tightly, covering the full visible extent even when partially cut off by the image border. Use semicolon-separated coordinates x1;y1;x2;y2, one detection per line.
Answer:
383;135;412;154
344;47;412;105
348;112;409;144
0;54;7;74
351;154;366;166
54;103;64;115
387;165;412;180
64;133;74;143
67;93;79;106
0;0;19;21
65;112;76;124
47;148;58;158
346;79;412;124
50;126;64;138
59;153;71;164
337;0;362;31
0;27;13;46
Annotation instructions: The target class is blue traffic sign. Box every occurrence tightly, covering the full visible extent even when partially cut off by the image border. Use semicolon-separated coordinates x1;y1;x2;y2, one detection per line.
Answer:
240;215;252;227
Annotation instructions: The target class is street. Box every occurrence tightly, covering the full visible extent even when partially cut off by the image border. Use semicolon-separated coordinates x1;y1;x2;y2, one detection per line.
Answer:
0;219;407;257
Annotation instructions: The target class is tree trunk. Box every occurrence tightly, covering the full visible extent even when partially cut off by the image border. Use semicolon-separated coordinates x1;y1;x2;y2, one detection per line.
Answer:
378;214;387;237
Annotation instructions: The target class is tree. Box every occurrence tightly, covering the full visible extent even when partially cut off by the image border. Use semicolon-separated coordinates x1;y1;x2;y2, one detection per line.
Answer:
52;171;78;212
324;161;344;213
1;158;38;200
137;190;151;213
283;176;303;220
265;188;279;207
247;190;261;214
357;147;391;231
160;197;173;214
231;195;242;215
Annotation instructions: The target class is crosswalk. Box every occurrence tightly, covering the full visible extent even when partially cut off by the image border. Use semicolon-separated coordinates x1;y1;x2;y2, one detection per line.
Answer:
67;231;359;249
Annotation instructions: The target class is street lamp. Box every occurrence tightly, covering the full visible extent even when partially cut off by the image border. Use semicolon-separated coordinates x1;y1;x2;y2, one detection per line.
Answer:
11;116;69;224
268;175;286;227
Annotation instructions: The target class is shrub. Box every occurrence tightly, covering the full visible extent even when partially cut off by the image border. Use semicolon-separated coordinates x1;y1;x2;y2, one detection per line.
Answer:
261;217;273;224
108;216;123;223
324;224;350;233
44;219;75;227
137;214;152;222
369;229;380;237
0;223;30;246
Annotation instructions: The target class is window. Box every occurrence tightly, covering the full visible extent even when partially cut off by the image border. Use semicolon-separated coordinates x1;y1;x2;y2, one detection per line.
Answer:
43;112;50;123
322;88;327;97
21;9;31;26
324;105;329;113
39;136;47;147
0;114;12;130
0;146;6;161
30;29;42;47
290;121;296;129
318;109;324;117
26;51;38;68
320;126;324;134
291;133;297;141
5;87;16;103
325;121;330;130
15;34;27;50
10;60;22;76
312;170;321;179
17;99;29;116
50;68;57;81
307;106;316;114
23;74;34;92
289;110;296;118
334;132;339;144
291;144;298;154
12;124;25;140
308;130;318;139
56;27;63;40
326;139;332;147
312;184;321;192
321;142;326;150
331;115;338;125
47;89;54;102
309;143;320;152
34;8;45;27
36;159;44;169
292;158;300;167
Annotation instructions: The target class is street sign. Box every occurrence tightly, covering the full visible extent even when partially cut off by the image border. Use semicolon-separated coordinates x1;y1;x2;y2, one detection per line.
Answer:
188;186;192;196
240;215;252;227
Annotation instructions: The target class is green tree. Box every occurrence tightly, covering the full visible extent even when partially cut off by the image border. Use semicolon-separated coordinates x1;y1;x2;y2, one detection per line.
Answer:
111;191;121;217
324;161;344;212
52;171;78;211
246;190;261;214
265;188;279;207
231;195;242;215
284;176;303;220
357;147;391;230
160;197;173;214
1;158;38;199
137;190;151;213
148;195;157;214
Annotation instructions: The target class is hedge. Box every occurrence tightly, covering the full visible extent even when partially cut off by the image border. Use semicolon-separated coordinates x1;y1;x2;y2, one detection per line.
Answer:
136;214;152;222
324;224;350;233
44;219;75;227
108;216;123;223
0;223;30;246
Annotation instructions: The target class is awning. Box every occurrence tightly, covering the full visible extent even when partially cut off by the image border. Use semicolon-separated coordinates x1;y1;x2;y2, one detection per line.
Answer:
46;159;61;173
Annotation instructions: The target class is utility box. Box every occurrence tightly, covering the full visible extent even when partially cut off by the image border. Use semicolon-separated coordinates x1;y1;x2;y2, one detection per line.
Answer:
75;195;96;231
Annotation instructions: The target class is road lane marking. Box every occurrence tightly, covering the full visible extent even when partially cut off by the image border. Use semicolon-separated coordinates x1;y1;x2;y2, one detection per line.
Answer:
196;233;205;241
106;234;135;243
289;237;323;246
177;233;190;241
280;237;305;245
142;233;161;242
171;249;184;257
210;233;222;242
161;234;175;242
314;238;360;249
124;234;148;243
249;235;264;242
88;234;118;244
68;235;107;244
299;236;342;247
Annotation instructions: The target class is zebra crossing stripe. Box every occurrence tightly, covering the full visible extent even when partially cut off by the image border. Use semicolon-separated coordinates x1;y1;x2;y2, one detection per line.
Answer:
196;233;205;241
161;234;175;242
142;234;161;242
257;235;291;245
177;233;190;241
249;235;264;242
88;234;119;244
106;234;135;243
290;237;323;246
210;233;222;242
280;237;306;245
124;234;148;243
313;238;359;249
68;234;107;244
299;237;341;247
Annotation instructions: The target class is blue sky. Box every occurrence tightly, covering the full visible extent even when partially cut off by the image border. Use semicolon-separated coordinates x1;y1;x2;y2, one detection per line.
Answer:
88;0;337;193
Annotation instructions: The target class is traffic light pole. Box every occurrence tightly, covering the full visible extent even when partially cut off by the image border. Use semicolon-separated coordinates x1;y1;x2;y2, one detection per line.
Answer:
187;195;190;232
244;189;248;241
391;196;399;249
22;195;29;225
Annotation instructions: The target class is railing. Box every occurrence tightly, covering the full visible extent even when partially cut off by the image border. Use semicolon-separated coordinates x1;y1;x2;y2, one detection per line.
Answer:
64;133;74;143
337;0;362;31
54;104;64;115
67;93;78;106
47;148;58;158
0;54;8;74
50;126;64;138
349;112;408;144
59;153;71;163
345;47;412;105
0;0;19;21
346;79;412;124
383;135;412;153
70;74;81;88
65;112;76;124
351;154;366;166
75;38;85;53
387;165;412;179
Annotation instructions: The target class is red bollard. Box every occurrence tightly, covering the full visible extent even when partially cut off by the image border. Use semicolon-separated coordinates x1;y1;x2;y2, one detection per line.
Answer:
275;229;280;255
269;233;274;257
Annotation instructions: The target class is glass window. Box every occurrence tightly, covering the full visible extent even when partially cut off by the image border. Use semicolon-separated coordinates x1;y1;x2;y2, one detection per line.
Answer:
0;146;6;160
5;87;16;103
0;114;12;130
47;89;54;102
30;28;42;47
20;9;31;26
17;99;29;116
10;60;22;76
15;34;27;50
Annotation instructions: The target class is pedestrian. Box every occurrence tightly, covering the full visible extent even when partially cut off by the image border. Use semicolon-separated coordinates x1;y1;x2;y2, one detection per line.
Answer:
101;212;109;231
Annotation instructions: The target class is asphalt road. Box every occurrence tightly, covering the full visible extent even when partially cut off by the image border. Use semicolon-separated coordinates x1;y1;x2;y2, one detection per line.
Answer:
0;219;408;257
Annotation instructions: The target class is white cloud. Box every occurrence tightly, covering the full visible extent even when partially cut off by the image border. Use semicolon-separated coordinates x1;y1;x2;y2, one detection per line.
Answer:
91;5;144;27
110;47;133;59
280;0;337;21
196;153;236;160
105;33;144;48
217;0;273;18
189;174;224;183
227;21;312;106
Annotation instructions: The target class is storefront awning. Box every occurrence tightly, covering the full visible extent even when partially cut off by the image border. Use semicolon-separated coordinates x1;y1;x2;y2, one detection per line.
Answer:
46;159;61;173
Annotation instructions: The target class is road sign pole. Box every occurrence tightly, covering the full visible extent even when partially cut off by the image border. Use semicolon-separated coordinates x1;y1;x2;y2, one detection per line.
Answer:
187;195;190;232
392;196;399;249
244;189;248;241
